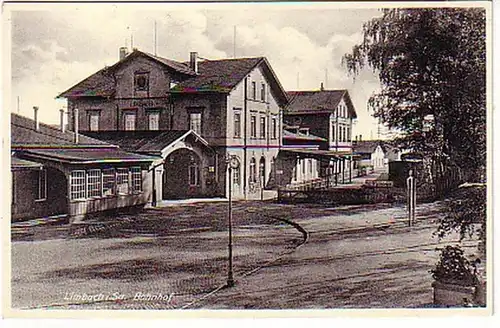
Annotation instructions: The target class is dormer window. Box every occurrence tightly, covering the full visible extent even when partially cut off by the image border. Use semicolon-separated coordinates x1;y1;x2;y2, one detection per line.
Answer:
134;72;149;91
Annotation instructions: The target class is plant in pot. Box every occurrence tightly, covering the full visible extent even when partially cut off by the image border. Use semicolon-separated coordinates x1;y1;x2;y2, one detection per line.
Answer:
431;183;486;307
430;245;480;307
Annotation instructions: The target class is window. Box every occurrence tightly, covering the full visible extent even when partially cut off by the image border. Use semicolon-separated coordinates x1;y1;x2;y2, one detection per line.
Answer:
251;81;256;100
347;127;351;142
70;170;86;200
125;112;136;131
135;72;149;91
234;112;241;138
261;83;266;101
102;168;116;196
233;165;240;186
148;112;160;131
332;123;336;142
250;115;257;138
89;112;99;131
259;116;266;139
87;169;102;198
302;159;306;175
271;117;277;139
188;163;199;186
309;159;313;174
36;168;47;201
189;112;202;134
249;158;257;183
259;157;266;183
117;168;129;194
131;167;142;192
343;126;347;142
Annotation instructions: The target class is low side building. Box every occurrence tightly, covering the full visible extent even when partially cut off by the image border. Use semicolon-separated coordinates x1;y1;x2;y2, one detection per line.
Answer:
11;113;158;222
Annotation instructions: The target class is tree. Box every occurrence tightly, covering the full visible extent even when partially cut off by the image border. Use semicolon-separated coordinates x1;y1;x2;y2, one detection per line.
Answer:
343;8;486;182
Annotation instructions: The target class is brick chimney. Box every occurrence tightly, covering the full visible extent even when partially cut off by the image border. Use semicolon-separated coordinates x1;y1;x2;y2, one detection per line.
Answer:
60;109;66;133
320;82;324;91
119;46;128;60
189;52;198;74
33;106;39;130
74;108;79;144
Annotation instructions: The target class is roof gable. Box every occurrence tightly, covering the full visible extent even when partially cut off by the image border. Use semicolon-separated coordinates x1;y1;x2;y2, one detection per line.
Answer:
57;50;196;99
172;57;289;107
82;130;210;154
285;89;357;118
353;141;383;154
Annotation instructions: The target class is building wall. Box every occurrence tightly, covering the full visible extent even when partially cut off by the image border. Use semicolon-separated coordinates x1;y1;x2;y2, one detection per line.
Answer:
11;167;67;221
68;56;184;132
284;114;330;146
371;145;386;169
225;147;279;200
329;97;353;151
170;93;228;145
223;65;283;199
66;162;152;220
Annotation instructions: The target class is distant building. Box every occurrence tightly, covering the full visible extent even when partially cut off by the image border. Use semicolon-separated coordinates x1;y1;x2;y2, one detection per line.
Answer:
11;112;157;222
352;139;402;174
57;48;288;200
280;87;358;187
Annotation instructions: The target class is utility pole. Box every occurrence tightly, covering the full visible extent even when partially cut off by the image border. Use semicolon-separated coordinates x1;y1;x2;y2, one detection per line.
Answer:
233;26;237;58
154;20;157;56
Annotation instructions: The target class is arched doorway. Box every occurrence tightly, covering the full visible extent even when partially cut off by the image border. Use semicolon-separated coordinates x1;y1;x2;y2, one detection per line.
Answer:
163;148;202;199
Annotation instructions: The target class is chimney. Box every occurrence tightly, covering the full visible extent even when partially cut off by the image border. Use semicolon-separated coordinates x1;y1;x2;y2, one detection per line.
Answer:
60;109;66;133
359;134;362;141
33;106;39;130
320;82;324;91
119;46;128;60
189;52;198;74
74;108;79;144
355;135;358;142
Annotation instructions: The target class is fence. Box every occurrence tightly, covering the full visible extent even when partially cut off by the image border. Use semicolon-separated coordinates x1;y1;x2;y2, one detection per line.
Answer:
277;184;395;205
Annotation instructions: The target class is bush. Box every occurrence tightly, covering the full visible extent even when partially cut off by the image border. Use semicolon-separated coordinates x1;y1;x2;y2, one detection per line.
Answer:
431;245;479;286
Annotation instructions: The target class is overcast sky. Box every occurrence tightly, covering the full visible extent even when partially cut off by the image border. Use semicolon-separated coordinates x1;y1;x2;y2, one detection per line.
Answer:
9;3;387;139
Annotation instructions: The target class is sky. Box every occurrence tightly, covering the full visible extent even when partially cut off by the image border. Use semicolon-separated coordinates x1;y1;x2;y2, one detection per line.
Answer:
8;3;389;139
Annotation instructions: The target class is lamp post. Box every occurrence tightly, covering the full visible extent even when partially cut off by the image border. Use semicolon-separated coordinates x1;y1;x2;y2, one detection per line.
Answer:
226;155;239;287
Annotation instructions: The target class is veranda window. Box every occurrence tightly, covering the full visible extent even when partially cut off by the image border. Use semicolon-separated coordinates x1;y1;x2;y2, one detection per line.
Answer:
117;168;130;194
87;169;102;198
102;168;116;196
70;170;86;200
131;167;142;192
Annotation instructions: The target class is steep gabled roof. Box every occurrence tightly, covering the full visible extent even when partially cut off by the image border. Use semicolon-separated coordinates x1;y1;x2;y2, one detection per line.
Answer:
353;140;383;154
82;130;209;154
172;57;289;107
283;130;327;142
57;50;196;99
285;89;357;118
11;113;112;148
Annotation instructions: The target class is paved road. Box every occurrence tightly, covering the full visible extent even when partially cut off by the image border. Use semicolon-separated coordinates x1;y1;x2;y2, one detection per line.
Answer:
190;203;477;309
10;200;477;310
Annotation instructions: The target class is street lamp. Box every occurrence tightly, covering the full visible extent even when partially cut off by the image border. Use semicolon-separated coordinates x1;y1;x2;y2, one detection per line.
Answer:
226;155;239;287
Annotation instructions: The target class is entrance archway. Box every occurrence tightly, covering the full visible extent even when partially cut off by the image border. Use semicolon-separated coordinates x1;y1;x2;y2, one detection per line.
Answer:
163;148;202;199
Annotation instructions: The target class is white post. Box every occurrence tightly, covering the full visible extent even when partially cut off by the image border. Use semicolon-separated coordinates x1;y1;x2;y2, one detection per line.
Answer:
407;169;416;226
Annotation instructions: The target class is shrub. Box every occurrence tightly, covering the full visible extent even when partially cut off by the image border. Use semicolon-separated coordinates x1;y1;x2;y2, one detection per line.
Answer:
431;245;479;286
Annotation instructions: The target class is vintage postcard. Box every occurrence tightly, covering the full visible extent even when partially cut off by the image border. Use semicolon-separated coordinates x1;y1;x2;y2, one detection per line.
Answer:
1;0;494;320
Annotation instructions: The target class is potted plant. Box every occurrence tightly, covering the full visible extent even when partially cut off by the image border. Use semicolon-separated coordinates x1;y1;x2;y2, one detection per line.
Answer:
430;245;480;307
431;183;487;307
